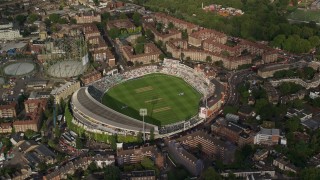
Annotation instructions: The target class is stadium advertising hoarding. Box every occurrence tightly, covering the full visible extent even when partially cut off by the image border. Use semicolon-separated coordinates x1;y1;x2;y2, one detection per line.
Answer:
199;106;216;118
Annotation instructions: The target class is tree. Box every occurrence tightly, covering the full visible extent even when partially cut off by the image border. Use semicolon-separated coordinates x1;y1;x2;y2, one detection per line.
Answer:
137;131;143;143
54;127;61;138
254;98;269;113
38;162;48;173
302;67;315;80
60;98;66;114
301;26;314;39
70;18;76;24
44;18;51;28
286;116;301;132
132;12;141;26
15;15;27;26
48;139;56;148
180;52;184;61
168;22;174;29
119;13;128;19
27;13;40;23
25;129;37;139
101;12;110;22
221;50;230;57
205;56;212;63
156;22;163;31
141;157;155;170
134;43;144;54
279;82;303;95
76;136;83;149
214;60;223;67
223;106;238;114
104;166;121;180
136;36;147;44
311;97;320;107
49;13;60;23
145;29;154;41
159;54;165;61
150;128;155;141
181;30;188;40
58;18;68;24
156;40;163;48
196;143;202;155
134;61;140;67
108;28;120;39
201;167;222;180
88;162;99;173
11;127;15;134
272;34;286;49
309;36;320;47
300;168;320;180
93;0;99;6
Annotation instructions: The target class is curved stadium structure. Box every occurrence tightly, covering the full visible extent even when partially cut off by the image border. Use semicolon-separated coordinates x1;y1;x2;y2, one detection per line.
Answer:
71;59;220;138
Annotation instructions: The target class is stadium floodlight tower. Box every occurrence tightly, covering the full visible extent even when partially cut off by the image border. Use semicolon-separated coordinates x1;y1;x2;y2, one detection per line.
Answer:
139;108;147;142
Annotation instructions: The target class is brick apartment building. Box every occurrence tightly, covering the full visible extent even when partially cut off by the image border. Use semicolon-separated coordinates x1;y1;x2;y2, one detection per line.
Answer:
0;102;17;118
106;19;136;31
188;29;227;47
262;82;279;104
150;13;278;68
238;40;278;64
143;22;182;43
93;48;116;66
24;99;47;114
116;145;163;168
50;81;81;104
167;140;203;176
0;122;12;133
203;39;242;56
75;11;101;24
80;70;102;85
257;64;290;78
16;98;47;132
13;108;43;132
82;24;101;39
273;156;298;174
121;43;162;64
254;128;281;145
166;39;252;70
212;119;253;146
87;36;108;52
44;155;115;180
121;170;156;180
85;34;115;66
177;131;235;162
0;99;47;133
153;13;199;34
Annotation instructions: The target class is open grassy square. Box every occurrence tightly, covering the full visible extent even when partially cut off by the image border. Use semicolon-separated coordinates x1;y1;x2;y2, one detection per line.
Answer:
288;9;320;23
102;74;202;126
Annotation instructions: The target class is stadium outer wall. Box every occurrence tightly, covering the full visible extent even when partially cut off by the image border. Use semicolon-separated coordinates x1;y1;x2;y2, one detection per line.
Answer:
70;62;223;139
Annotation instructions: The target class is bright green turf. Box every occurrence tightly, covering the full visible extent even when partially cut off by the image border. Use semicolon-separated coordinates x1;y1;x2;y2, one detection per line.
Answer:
102;73;202;126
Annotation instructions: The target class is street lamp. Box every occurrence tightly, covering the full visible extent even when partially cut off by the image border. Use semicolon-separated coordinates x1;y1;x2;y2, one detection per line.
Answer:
139;108;147;143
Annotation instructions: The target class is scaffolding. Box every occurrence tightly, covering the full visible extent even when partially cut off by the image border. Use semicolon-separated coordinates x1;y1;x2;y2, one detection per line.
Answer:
43;33;89;78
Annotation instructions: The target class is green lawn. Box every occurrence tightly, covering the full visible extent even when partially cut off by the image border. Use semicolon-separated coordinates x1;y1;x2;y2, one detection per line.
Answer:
289;9;320;23
102;74;202;126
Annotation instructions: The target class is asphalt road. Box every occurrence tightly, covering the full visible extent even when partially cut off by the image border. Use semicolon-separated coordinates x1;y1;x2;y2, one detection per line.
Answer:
102;30;127;70
226;69;253;106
